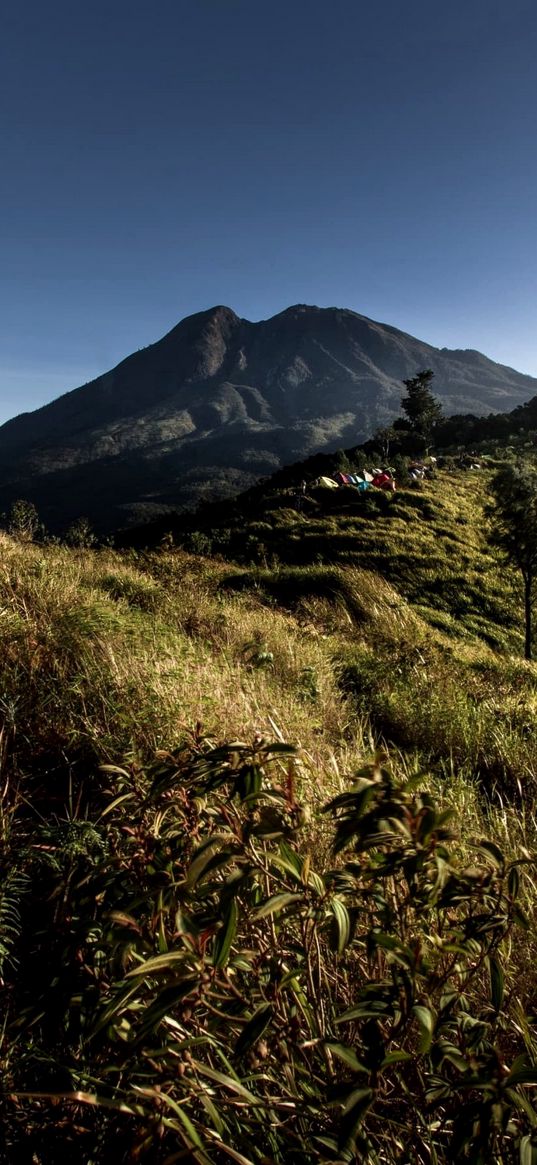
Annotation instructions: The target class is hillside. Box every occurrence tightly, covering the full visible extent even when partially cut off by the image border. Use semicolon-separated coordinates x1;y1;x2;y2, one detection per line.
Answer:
3;469;537;1161
1;304;536;532
0;470;530;771
125;462;521;646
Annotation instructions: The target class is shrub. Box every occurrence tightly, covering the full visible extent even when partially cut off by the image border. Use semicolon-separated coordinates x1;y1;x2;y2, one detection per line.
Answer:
64;517;97;549
7;499;41;542
2;737;536;1163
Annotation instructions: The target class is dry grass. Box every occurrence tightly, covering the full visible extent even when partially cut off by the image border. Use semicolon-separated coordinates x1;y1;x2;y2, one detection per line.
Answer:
1;487;537;832
3;502;537;1161
0;537;366;803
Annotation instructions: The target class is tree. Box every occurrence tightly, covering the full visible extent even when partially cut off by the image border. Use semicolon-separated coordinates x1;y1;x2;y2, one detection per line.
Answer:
372;425;398;461
7;499;41;542
487;459;537;660
400;369;443;439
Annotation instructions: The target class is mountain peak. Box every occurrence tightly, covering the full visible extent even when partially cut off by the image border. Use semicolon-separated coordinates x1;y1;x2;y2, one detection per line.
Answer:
208;304;240;322
0;303;535;532
193;305;241;330
163;304;241;342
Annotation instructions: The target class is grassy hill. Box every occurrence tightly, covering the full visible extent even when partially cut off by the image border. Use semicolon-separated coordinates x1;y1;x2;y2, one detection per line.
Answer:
147;468;520;648
2;467;537;1162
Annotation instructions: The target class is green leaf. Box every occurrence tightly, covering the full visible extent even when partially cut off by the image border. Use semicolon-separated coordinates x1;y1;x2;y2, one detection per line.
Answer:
439;1045;469;1073
187;836;231;887
126;952;188;978
15;1090;143;1116
325;1042;367;1073
199;1091;224;1137
413;1004;435;1053
269;855;303;883
107;911;143;934
508;1090;537;1127
473;839;505;870
308;870;326;897
235;1003;273;1056
143;1089;208;1153
507;1067;537;1087
519;1135;537;1165
235;764;262;800
337;1000;392;1023
338;1088;374;1150
508;864;520;900
194;1063;262;1105
370;932;399;951
330;897;351;954
380;1051;413;1067
98;791;135;818
135;979;199;1035
279;840;303;873
213;898;238;968
488;956;504;1012
90;981;142;1036
514;904;531;930
255;892;303;918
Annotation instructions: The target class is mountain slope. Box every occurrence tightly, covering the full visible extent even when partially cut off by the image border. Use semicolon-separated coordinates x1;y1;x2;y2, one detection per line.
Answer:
1;303;536;530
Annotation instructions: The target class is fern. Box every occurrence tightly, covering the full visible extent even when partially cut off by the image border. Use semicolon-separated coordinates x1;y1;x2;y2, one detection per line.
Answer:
0;869;29;977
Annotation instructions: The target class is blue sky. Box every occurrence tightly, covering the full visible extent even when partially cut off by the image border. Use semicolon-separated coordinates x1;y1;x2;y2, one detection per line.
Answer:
1;0;536;424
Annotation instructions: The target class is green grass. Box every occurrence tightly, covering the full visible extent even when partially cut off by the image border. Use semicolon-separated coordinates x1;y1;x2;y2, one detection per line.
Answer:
2;467;537;1161
179;471;523;651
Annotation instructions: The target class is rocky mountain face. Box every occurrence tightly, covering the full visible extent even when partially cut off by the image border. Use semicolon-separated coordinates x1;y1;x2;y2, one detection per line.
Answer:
1;304;536;531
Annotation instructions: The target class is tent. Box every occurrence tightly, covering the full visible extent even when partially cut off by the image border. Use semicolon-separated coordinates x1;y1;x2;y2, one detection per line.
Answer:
372;472;395;491
318;475;339;490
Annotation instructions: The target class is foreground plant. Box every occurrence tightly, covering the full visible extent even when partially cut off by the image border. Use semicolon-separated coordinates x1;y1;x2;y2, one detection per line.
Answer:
2;736;537;1163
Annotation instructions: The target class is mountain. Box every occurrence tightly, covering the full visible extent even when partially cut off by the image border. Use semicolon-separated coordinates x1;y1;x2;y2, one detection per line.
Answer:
1;303;536;531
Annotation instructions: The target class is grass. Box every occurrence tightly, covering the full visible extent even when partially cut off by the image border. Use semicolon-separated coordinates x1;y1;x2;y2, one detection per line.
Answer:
0;537;366;801
183;471;523;649
3;466;537;1161
0;468;535;803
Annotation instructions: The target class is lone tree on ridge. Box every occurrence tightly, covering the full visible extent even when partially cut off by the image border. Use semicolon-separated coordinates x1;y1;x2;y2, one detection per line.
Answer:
400;369;443;440
487;459;537;660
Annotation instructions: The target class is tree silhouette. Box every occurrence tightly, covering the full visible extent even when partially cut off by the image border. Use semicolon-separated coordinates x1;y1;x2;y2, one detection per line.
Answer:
400;369;443;439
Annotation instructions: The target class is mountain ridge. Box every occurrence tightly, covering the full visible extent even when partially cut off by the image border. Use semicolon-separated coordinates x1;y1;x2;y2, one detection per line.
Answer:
1;303;536;531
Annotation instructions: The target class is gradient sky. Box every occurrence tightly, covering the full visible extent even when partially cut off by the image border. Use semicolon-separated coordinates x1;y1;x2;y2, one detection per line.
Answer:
1;0;536;424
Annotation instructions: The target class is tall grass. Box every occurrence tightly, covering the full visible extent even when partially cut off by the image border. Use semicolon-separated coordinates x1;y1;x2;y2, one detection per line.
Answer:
0;537;365;789
1;483;537;1162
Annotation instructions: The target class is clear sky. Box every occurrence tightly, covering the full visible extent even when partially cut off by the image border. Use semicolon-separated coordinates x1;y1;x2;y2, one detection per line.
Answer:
1;0;536;424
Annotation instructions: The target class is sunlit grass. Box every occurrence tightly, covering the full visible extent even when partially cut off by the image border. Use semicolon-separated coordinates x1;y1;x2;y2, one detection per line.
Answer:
2;468;537;1161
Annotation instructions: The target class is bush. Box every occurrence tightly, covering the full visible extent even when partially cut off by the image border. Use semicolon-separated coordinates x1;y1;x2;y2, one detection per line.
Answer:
64;517;97;549
7;498;41;542
2;736;536;1163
